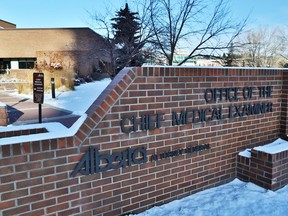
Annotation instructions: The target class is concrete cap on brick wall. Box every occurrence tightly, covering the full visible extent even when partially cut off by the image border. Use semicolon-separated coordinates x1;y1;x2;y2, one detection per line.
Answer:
0;102;6;107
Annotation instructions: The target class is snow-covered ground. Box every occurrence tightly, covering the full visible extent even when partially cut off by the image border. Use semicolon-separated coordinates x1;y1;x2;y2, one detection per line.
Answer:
44;79;111;115
132;139;288;216
11;78;112;115
131;178;288;216
0;79;111;145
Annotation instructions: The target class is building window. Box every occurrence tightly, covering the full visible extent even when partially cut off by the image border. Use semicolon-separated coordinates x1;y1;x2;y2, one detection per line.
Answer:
19;58;36;69
0;58;36;70
0;58;11;70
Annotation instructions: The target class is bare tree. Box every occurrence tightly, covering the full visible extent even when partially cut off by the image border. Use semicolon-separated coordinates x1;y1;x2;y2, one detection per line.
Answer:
148;0;248;65
87;9;118;77
278;28;288;67
237;27;286;67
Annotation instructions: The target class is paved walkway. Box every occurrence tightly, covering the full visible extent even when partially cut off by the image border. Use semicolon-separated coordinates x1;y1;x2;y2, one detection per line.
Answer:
0;91;80;128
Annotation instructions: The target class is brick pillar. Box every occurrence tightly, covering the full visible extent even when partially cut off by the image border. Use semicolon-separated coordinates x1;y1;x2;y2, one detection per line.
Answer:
280;70;288;138
0;102;9;126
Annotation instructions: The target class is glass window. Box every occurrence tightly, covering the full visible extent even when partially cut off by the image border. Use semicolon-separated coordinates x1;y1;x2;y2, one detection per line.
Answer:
18;58;36;69
19;62;27;69
0;58;36;70
0;58;11;73
0;59;11;69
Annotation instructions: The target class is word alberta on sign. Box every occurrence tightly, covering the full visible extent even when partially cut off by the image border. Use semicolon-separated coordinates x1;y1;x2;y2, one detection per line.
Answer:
71;147;147;177
72;144;210;177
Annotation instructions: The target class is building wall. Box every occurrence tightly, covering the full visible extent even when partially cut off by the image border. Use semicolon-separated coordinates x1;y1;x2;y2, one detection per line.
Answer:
0;28;110;75
0;28;100;57
0;66;287;215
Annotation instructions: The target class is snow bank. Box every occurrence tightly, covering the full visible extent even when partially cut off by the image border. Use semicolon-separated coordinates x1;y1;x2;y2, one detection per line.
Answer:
238;148;251;158
254;138;288;154
0;115;87;146
239;138;288;157
131;178;288;216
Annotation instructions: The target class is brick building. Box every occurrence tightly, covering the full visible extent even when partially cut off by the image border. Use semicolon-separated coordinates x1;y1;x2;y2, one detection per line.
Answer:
0;20;110;77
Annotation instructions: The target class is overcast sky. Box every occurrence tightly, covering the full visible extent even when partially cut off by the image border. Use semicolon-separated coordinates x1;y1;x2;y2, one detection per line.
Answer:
1;0;287;29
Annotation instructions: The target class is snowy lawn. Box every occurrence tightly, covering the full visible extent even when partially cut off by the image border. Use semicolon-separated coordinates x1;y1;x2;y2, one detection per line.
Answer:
44;79;111;114
131;179;288;216
8;78;111;115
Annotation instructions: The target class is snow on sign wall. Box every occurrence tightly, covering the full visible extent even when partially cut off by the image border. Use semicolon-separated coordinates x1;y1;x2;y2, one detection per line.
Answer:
0;66;288;216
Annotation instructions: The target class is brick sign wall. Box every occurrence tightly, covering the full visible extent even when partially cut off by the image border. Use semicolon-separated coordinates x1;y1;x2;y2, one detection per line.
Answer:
0;67;287;215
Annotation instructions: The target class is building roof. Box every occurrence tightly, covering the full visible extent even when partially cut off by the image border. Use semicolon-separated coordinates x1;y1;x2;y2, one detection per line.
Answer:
0;19;16;28
0;27;93;30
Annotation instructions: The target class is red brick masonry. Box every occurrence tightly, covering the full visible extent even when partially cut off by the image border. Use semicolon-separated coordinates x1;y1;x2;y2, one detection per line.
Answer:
237;139;288;191
0;67;287;216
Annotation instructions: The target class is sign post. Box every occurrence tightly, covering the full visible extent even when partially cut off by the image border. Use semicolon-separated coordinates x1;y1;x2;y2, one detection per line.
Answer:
33;72;44;123
51;77;56;98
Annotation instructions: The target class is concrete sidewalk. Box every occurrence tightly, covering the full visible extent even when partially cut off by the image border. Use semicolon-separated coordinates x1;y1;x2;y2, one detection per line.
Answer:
0;91;80;128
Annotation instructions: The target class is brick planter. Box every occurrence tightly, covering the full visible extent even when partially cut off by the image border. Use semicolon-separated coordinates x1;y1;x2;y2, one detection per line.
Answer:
237;138;288;191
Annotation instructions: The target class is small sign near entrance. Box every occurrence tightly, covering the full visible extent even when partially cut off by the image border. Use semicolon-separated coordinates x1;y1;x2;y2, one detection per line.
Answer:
33;72;44;123
33;72;44;104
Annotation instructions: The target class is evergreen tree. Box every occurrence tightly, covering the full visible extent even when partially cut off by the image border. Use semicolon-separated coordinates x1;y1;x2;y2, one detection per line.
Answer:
223;43;239;66
111;3;144;73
